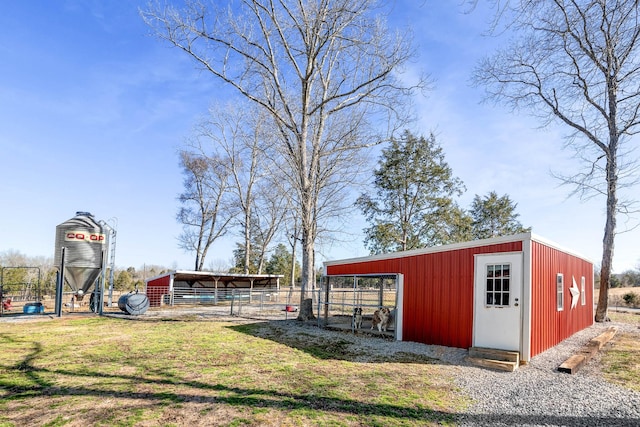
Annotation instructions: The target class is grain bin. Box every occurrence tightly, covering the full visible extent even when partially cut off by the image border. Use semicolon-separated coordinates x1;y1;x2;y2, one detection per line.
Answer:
54;212;105;299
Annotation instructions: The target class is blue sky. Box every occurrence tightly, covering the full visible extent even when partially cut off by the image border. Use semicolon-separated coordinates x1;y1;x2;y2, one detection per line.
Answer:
0;1;638;273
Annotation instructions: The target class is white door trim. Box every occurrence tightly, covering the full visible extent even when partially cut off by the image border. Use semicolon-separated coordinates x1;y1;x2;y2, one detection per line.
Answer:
521;238;532;362
395;274;403;341
473;252;524;352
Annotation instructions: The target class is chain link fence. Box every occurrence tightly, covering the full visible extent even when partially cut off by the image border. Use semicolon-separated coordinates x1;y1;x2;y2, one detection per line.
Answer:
319;274;399;337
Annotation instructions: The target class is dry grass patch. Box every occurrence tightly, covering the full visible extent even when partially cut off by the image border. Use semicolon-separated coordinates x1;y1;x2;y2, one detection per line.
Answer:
601;332;640;392
599;312;640;392
608;311;640;324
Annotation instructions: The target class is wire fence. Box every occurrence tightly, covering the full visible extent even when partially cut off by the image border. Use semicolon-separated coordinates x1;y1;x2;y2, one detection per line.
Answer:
0;289;130;315
148;286;321;320
1;272;401;333
319;274;399;337
0;267;42;303
139;274;400;334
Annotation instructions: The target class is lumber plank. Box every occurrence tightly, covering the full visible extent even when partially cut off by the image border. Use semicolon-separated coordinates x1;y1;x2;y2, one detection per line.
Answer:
558;327;618;374
558;354;587;374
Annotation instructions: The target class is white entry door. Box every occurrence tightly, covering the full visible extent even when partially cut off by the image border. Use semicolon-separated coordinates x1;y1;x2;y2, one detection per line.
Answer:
473;253;523;351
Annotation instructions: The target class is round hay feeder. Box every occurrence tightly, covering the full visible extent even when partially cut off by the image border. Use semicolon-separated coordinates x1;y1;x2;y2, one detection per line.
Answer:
118;292;150;315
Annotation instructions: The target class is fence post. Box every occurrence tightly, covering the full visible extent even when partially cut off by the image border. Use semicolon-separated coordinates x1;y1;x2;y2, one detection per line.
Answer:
323;278;329;326
55;248;66;317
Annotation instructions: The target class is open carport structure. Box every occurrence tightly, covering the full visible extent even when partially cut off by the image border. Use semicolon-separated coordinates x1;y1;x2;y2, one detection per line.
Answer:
145;270;283;308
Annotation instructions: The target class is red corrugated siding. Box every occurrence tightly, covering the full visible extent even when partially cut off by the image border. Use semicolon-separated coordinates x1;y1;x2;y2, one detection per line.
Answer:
326;241;522;349
530;242;593;357
145;275;171;307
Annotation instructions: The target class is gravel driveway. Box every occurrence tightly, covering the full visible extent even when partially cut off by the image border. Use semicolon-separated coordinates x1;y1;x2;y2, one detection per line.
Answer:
455;320;640;426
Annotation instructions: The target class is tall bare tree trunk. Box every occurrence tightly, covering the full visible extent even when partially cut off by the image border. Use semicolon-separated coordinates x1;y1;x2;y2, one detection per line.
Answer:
297;229;316;321
243;212;251;275
298;177;316;320
595;153;618;322
289;237;297;288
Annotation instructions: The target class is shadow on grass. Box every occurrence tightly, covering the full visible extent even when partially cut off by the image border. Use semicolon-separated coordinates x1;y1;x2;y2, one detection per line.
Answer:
227;320;448;364
103;314;441;364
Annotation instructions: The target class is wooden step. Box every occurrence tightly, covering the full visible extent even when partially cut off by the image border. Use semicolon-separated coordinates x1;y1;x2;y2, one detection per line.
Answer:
467;357;519;372
467;347;521;372
469;347;520;363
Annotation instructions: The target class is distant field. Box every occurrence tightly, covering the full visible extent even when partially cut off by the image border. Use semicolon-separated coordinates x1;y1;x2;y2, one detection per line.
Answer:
594;286;640;302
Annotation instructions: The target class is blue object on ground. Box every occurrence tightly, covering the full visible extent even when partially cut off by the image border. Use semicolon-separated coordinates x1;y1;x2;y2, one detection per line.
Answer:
23;302;45;314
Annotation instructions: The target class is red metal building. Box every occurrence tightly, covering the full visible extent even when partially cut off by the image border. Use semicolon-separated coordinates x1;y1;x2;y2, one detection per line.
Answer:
323;233;594;362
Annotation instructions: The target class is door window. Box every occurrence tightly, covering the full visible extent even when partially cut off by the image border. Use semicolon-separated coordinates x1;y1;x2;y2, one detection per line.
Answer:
485;263;511;306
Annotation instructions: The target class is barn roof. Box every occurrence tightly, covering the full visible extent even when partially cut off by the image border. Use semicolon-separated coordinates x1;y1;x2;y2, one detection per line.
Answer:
323;232;593;268
146;270;283;288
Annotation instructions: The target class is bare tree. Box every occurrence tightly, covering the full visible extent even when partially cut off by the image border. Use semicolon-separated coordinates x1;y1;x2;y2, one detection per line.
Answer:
199;104;287;275
252;185;287;273
198;103;268;275
143;0;421;318
207;257;234;273
285;213;301;288
270;175;303;287
177;149;235;271
474;0;640;321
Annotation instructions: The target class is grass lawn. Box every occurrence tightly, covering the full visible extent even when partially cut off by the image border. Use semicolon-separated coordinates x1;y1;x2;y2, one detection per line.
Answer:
0;315;467;427
600;312;640;392
2;311;638;426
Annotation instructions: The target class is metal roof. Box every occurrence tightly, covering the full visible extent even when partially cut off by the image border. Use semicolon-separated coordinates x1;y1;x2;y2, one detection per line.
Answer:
146;270;284;288
323;232;593;268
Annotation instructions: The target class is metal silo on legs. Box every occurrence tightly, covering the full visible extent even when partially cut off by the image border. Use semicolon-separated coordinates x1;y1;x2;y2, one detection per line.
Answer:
54;212;105;310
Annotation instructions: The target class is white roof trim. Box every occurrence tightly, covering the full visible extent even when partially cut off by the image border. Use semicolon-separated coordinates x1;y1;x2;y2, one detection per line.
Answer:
171;270;283;279
528;233;594;264
145;270;284;283
323;232;593;267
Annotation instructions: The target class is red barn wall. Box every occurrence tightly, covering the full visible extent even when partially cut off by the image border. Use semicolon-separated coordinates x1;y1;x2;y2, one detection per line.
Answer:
145;274;171;307
529;241;594;357
325;241;522;349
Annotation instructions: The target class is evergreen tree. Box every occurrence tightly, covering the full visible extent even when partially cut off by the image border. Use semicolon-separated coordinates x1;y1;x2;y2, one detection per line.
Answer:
470;191;530;239
114;270;134;291
357;130;466;254
265;244;300;287
230;243;260;274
